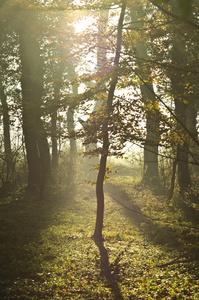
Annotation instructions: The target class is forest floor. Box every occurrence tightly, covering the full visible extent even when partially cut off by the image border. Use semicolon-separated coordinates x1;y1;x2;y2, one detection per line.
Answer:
0;164;199;299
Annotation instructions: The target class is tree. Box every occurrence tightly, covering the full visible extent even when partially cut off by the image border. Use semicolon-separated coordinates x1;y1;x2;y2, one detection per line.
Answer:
129;1;160;185
67;61;78;156
0;73;12;186
137;0;199;194
155;1;199;192
17;9;51;191
94;0;127;241
46;10;77;166
0;6;20;190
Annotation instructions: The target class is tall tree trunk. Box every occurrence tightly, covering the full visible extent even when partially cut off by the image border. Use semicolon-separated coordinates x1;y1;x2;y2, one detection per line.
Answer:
170;9;191;192
0;74;12;184
67;79;78;156
22;110;41;187
51;64;63;169
141;84;159;184
67;106;77;155
186;89;199;174
130;3;160;186
168;159;177;200
94;152;107;240
94;1;126;241
174;90;190;191
50;13;78;161
51;111;58;169
37;120;51;191
18;11;50;190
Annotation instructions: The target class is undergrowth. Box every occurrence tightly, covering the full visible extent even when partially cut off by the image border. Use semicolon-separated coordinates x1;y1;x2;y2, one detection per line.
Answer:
0;164;199;299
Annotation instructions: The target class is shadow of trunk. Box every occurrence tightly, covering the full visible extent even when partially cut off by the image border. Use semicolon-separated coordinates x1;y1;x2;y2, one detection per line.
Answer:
94;239;124;300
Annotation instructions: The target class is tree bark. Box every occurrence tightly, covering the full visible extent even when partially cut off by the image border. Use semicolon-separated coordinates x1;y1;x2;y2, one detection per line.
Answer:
130;3;160;186
170;11;191;191
51;111;58;169
67;81;78;156
18;11;51;190
168;159;177;200
0;74;12;183
186;87;199;174
93;0;126;241
51;68;61;169
50;37;66;169
95;154;107;241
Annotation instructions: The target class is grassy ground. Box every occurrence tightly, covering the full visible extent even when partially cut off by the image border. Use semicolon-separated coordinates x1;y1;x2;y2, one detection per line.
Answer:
0;164;199;299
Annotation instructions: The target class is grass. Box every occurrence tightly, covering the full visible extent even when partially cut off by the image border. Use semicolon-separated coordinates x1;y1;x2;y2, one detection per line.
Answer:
0;165;199;299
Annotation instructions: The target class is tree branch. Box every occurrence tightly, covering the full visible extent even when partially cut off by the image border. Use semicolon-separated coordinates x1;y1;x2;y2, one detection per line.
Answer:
149;0;199;29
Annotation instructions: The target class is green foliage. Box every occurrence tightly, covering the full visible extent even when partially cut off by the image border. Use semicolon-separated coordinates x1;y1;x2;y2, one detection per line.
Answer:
0;171;198;299
153;0;193;19
176;0;193;19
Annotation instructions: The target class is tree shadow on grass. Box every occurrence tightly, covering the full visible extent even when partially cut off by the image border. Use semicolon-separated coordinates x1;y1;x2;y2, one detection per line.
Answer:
105;182;199;252
0;187;74;297
105;182;152;228
94;239;124;300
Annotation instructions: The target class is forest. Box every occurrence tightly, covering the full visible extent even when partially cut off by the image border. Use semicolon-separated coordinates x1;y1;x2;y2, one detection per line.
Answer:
0;0;199;299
